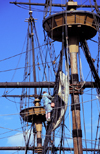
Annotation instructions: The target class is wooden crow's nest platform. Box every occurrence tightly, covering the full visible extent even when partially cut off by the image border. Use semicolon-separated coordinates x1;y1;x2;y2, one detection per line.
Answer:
43;10;100;41
20;106;46;123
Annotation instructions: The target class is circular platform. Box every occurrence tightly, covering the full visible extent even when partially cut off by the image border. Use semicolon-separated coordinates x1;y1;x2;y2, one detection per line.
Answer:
20;106;46;123
43;10;100;42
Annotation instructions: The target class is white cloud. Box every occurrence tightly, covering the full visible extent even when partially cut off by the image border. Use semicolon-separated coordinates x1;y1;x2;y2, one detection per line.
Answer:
7;131;36;154
7;132;25;146
3;116;13;120
7;130;36;147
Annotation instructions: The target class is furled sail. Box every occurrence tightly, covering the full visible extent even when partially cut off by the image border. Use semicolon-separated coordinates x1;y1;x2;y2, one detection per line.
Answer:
53;71;69;130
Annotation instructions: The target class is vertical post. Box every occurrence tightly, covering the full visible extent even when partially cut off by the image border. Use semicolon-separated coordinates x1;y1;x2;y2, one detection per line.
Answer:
29;11;37;95
29;2;37;152
34;99;42;154
69;36;83;154
29;0;31;11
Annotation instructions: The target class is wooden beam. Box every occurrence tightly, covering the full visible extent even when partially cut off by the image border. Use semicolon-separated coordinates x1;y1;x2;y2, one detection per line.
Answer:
0;82;54;88
2;94;39;98
10;2;100;8
0;81;99;88
0;147;99;151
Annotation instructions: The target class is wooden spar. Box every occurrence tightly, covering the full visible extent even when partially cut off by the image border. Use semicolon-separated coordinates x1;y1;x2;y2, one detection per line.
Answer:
69;41;83;154
1;81;100;98
0;81;99;88
0;147;99;151
9;2;100;8
34;99;43;153
0;82;54;88
2;94;39;97
29;11;37;95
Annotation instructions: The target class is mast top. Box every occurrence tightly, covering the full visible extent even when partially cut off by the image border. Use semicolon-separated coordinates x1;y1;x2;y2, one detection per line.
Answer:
67;0;77;10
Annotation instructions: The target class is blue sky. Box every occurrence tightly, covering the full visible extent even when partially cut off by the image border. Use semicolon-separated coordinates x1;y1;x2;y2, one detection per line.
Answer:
0;0;100;154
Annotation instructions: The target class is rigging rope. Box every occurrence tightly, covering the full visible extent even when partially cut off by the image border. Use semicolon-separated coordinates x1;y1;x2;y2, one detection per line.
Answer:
32;22;48;81
80;40;100;95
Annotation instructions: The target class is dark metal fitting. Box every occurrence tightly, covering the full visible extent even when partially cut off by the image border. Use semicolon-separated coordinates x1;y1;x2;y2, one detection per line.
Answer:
71;103;80;111
72;129;82;138
37;138;42;144
71;74;79;82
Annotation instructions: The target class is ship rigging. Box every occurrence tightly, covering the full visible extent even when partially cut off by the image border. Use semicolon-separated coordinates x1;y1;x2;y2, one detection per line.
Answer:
0;0;100;154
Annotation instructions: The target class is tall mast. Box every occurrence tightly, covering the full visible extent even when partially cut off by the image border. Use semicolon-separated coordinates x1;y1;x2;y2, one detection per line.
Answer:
43;0;100;153
69;38;83;154
29;0;37;95
67;1;83;153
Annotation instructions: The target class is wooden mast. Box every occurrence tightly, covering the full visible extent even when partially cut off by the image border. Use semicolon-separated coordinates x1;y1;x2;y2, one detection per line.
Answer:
29;0;37;95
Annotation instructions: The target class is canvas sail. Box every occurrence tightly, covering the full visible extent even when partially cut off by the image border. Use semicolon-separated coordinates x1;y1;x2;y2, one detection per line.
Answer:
53;71;69;130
